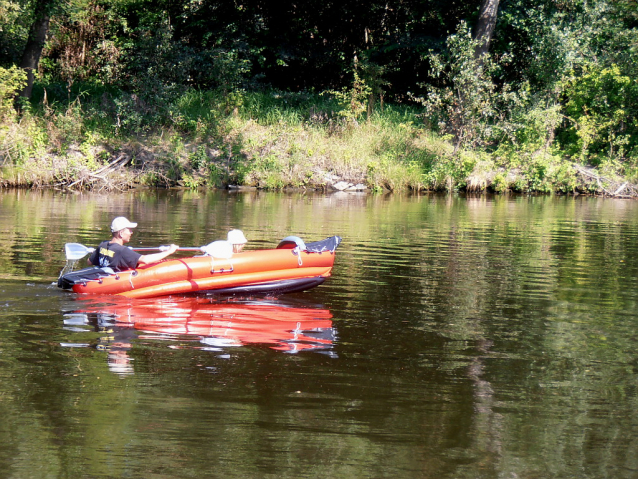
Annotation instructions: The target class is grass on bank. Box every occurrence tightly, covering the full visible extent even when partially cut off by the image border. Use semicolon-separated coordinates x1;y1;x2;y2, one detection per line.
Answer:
0;82;630;194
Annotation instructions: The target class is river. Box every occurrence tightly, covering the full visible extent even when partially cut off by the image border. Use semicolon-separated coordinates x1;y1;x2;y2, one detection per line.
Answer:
1;188;637;478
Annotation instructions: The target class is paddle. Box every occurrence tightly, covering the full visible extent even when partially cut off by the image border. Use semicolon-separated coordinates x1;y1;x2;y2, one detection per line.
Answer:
64;241;233;261
65;243;95;261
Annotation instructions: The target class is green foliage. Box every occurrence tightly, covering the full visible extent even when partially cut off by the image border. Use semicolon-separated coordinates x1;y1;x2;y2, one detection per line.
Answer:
491;171;509;193
0;0;20;22
41;0;126;85
180;173;201;189
561;64;638;163
207;161;227;187
200;49;252;94
252;154;284;185
122;22;251;100
415;22;513;153
356;57;391;118
492;153;579;194
420;151;476;192
112;93;149;134
2;0;638;197
188;146;208;170
123;23;192;101
509;100;562;157
239;90;323;127
0;65;26;118
324;70;372;124
164;157;182;183
0;81;634;195
523;156;554;193
0;0;22;40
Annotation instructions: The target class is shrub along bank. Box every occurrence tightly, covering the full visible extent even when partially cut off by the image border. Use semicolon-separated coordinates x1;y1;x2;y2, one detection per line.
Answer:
0;84;636;197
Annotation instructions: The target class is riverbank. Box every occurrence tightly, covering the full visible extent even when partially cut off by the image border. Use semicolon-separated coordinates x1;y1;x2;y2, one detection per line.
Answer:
1;86;636;197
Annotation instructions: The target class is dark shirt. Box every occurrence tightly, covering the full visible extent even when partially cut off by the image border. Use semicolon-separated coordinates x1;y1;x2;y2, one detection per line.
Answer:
89;241;142;272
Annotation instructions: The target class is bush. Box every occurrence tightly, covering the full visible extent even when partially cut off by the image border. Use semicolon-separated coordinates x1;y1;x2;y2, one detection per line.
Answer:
560;64;638;163
414;22;503;153
0;66;26;119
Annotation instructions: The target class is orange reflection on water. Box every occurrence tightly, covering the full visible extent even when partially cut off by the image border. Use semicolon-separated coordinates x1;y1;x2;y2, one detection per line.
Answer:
73;296;336;354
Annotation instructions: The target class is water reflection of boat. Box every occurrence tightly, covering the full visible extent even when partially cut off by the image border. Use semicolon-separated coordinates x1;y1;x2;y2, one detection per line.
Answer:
64;296;336;355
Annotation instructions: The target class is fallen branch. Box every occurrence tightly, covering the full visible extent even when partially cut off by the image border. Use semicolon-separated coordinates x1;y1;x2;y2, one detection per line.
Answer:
574;165;638;198
91;154;128;176
66;154;131;190
614;182;628;196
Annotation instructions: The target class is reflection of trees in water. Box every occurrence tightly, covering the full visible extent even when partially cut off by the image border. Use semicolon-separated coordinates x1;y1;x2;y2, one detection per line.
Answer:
467;338;503;474
329;195;638;475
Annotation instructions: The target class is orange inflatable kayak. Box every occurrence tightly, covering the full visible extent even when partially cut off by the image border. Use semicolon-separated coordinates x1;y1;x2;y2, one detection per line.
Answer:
58;236;341;299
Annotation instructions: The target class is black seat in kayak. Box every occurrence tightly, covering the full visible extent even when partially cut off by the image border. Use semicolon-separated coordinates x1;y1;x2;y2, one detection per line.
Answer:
58;267;115;290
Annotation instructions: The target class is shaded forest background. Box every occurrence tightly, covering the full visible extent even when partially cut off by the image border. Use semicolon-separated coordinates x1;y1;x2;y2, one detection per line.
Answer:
1;0;637;194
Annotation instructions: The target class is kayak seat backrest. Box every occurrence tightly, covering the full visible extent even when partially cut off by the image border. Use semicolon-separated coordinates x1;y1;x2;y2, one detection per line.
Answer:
277;236;307;250
58;267;115;289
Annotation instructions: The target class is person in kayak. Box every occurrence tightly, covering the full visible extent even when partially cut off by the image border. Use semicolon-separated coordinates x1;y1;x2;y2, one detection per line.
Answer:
88;216;179;271
227;229;248;253
201;229;247;258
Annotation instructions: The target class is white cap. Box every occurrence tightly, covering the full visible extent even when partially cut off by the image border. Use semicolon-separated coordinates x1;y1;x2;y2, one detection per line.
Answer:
227;229;247;244
111;216;138;232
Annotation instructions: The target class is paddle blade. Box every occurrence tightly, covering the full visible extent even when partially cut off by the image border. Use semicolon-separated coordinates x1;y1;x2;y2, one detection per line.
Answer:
65;243;94;260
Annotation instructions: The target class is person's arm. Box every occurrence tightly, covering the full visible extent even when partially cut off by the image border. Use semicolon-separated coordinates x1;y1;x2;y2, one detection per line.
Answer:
87;245;100;265
137;244;179;265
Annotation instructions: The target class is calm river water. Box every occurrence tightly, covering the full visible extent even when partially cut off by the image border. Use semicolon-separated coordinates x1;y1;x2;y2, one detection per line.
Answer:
1;188;637;478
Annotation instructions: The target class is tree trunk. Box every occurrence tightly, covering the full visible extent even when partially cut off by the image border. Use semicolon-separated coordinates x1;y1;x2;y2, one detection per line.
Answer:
18;2;52;100
473;0;500;60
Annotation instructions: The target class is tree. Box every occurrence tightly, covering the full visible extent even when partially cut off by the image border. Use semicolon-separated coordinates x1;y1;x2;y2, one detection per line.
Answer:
18;0;56;100
417;23;502;154
473;0;500;60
